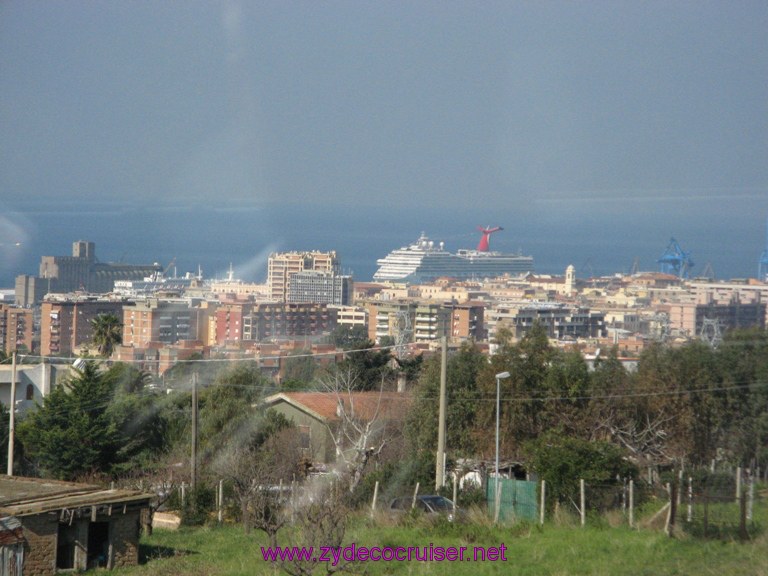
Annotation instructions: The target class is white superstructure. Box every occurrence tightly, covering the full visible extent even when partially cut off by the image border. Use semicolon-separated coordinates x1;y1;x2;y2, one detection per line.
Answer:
373;232;534;284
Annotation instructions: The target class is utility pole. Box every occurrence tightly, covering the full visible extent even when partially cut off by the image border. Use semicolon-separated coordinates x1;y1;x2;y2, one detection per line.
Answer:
191;371;198;490
6;352;17;476
435;336;447;490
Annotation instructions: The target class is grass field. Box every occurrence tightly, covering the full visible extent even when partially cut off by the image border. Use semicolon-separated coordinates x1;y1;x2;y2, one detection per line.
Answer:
113;505;768;576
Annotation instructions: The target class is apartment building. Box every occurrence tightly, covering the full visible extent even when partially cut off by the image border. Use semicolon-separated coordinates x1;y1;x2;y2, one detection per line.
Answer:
40;296;125;356
366;299;483;344
288;270;353;305
329;305;367;330
210;301;251;345
268;251;339;302
664;300;766;339
242;302;335;342
122;298;202;348
485;301;606;346
0;304;35;354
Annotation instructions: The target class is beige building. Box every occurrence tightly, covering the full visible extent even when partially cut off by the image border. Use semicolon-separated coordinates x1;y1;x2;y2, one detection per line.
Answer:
664;300;766;339
122;298;203;348
366;299;484;344
330;305;367;329
267;251;339;302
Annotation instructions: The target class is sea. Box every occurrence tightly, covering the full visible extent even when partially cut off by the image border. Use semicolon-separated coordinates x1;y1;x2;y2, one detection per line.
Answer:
1;199;766;288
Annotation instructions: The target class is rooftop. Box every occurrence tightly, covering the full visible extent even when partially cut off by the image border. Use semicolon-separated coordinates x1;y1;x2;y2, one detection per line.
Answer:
0;476;151;517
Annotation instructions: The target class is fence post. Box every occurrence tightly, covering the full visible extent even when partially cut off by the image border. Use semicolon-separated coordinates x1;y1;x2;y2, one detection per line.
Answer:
739;488;748;541
180;482;186;509
371;481;379;518
540;480;546;526
665;482;677;538
580;479;585;527
217;479;223;524
621;477;626;514
628;479;634;529
686;476;693;523
703;486;709;538
736;466;742;501
411;482;420;510
747;470;754;521
452;473;458;513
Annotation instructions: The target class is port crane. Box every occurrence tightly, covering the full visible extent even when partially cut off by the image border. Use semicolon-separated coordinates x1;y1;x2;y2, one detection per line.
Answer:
657;237;694;278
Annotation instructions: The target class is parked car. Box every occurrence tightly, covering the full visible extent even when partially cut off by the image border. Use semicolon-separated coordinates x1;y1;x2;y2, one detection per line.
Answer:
388;495;461;522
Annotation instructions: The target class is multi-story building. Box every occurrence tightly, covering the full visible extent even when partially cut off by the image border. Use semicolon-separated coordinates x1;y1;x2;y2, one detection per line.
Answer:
40;295;126;356
366;300;417;344
445;302;486;342
212;301;254;346
688;279;768;325
268;251;339;302
0;304;35;354
412;303;450;342
15;241;161;305
485;301;606;347
330;305;367;330
122;298;202;348
288;270;353;305
242;303;335;342
366;299;483;344
664;300;766;340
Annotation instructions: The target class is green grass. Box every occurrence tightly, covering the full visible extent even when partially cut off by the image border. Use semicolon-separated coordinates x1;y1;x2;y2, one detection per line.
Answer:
113;511;768;576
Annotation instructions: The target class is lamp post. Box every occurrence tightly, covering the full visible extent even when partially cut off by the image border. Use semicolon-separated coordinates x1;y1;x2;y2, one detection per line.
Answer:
494;371;511;518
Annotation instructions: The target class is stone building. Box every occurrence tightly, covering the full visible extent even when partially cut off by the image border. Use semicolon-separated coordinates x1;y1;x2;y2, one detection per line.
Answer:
0;476;151;574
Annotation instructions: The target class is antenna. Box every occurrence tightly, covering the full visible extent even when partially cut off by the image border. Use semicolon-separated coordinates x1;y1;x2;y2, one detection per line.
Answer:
759;217;768;281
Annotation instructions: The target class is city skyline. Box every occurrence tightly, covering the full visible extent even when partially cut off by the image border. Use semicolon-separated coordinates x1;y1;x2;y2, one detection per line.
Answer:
2;2;768;283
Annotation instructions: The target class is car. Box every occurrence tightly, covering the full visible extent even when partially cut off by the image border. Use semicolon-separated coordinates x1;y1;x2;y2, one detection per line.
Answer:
388;495;461;522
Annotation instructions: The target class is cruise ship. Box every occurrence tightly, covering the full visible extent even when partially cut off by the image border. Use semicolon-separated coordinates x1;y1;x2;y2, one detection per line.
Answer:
373;227;534;284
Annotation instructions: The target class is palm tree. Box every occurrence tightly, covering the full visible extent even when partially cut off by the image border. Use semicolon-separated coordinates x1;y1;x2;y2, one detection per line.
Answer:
90;313;123;358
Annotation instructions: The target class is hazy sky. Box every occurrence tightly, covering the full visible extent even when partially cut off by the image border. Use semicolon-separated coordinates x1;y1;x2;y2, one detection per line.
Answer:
2;1;768;278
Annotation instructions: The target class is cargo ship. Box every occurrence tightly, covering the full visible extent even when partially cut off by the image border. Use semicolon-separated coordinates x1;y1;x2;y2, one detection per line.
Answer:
372;226;534;283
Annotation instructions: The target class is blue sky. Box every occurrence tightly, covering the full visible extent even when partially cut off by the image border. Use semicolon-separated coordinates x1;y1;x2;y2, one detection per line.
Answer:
1;1;768;280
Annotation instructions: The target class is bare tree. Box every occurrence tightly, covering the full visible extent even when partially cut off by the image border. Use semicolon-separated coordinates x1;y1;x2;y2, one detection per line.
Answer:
317;367;403;493
216;425;306;538
278;477;358;576
113;466;180;536
591;405;678;466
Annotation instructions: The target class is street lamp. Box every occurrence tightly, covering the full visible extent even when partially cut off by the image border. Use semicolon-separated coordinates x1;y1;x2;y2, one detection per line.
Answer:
494;371;511;520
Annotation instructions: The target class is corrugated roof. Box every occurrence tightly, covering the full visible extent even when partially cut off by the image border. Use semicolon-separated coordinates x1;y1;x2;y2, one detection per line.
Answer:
0;476;151;517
